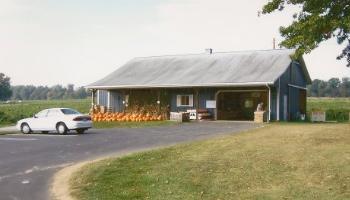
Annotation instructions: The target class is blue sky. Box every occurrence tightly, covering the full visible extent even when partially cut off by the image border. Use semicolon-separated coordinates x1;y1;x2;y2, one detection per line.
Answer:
1;0;349;86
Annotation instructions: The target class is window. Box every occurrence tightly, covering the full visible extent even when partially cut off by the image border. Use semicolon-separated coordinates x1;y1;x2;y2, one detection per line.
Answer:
47;109;62;117
61;109;80;115
35;109;48;118
176;95;193;107
244;99;253;108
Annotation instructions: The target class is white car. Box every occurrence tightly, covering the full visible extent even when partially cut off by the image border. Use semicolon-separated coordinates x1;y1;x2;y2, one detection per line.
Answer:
16;108;92;134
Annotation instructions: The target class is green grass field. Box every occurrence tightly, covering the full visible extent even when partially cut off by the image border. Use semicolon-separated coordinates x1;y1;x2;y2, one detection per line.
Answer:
0;99;91;126
70;123;350;200
306;98;350;122
307;97;350;111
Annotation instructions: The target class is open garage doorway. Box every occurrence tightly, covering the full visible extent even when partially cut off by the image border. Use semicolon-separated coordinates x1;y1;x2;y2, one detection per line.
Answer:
216;90;268;120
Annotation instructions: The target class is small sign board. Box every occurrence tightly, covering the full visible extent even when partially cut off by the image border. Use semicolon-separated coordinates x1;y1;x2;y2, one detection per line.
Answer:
206;100;216;109
311;111;326;122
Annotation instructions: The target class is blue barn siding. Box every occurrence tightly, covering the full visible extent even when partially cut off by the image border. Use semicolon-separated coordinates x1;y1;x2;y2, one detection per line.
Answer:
275;61;308;121
170;90;195;112
97;90;124;112
198;88;216;115
290;62;307;120
97;90;108;107
110;90;123;112
270;88;277;121
278;64;291;121
291;61;308;86
289;87;301;120
169;88;216;115
273;79;282;121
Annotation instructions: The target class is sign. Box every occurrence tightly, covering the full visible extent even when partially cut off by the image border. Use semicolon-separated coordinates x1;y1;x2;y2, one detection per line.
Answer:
311;111;326;122
206;100;216;108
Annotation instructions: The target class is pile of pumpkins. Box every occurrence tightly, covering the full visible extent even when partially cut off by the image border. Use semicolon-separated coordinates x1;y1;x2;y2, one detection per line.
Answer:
91;112;163;122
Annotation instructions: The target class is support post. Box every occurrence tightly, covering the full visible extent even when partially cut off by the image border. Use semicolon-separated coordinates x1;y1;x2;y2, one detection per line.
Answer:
91;89;94;106
96;90;100;105
107;91;110;110
195;88;199;120
157;89;161;114
277;78;280;121
266;84;271;122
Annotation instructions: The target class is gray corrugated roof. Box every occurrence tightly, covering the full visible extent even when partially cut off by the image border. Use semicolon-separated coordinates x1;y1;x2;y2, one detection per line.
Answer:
87;49;309;89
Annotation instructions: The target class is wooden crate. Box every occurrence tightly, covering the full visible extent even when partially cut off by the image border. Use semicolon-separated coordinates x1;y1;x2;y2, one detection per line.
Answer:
170;112;190;122
311;111;326;122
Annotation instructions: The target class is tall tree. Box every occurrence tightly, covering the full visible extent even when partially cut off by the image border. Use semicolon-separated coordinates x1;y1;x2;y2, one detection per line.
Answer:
263;0;350;66
307;77;350;97
74;87;88;99
0;73;12;101
64;84;75;99
339;77;350;97
326;77;341;96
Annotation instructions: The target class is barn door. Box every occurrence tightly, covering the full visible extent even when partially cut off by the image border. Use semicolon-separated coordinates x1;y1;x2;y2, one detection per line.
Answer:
283;95;288;120
299;89;306;114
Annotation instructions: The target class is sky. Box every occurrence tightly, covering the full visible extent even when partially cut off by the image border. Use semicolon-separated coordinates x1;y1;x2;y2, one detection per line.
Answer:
1;0;349;87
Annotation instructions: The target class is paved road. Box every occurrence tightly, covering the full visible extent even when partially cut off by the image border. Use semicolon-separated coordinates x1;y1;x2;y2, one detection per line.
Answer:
0;121;259;200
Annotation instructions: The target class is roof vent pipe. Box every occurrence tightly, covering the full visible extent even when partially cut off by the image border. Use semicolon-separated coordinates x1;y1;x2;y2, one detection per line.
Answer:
205;48;213;54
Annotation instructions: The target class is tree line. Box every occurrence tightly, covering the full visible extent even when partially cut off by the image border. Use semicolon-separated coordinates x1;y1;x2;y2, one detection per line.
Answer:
0;73;89;101
11;84;89;100
307;77;350;97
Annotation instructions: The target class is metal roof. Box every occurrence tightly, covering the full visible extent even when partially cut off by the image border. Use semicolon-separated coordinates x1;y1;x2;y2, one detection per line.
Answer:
87;49;310;89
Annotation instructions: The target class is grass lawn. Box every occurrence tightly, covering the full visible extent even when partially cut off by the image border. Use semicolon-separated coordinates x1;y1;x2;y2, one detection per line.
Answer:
93;120;179;129
70;123;350;200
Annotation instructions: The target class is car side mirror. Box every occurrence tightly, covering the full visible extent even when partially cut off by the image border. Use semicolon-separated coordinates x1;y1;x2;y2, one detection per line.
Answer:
33;114;37;118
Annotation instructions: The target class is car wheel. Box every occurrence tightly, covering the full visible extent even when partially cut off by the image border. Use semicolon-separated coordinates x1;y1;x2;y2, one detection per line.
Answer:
21;123;31;134
76;128;86;134
56;123;68;135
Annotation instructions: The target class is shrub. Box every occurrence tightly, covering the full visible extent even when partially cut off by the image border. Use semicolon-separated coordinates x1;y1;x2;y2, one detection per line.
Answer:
325;109;350;122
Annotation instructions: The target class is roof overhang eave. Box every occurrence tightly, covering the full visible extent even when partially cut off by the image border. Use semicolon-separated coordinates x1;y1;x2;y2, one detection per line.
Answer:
85;82;274;90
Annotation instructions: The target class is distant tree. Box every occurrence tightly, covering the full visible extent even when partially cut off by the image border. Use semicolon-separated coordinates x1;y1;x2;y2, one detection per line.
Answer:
10;84;88;100
317;80;328;97
339;77;350;97
29;86;49;100
74;87;88;99
326;78;341;96
47;85;66;100
307;77;350;97
262;0;350;67
11;85;22;100
64;84;75;99
0;73;12;101
308;79;322;96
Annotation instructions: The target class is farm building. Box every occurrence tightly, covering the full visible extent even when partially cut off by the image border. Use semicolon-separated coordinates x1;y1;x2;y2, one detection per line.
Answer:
86;49;311;121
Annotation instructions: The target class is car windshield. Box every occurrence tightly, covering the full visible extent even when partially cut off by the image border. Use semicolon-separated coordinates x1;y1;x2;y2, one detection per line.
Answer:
60;109;81;115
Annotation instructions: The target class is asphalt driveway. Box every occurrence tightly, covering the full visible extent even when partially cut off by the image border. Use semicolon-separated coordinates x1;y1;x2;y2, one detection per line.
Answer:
0;121;260;200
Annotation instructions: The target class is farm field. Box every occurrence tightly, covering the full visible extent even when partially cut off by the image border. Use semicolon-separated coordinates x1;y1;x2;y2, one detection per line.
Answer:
70;123;350;200
0;99;91;127
307;97;350;111
306;97;350;122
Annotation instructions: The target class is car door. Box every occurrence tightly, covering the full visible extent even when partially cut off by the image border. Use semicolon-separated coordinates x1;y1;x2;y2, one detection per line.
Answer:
30;109;49;131
45;109;62;131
